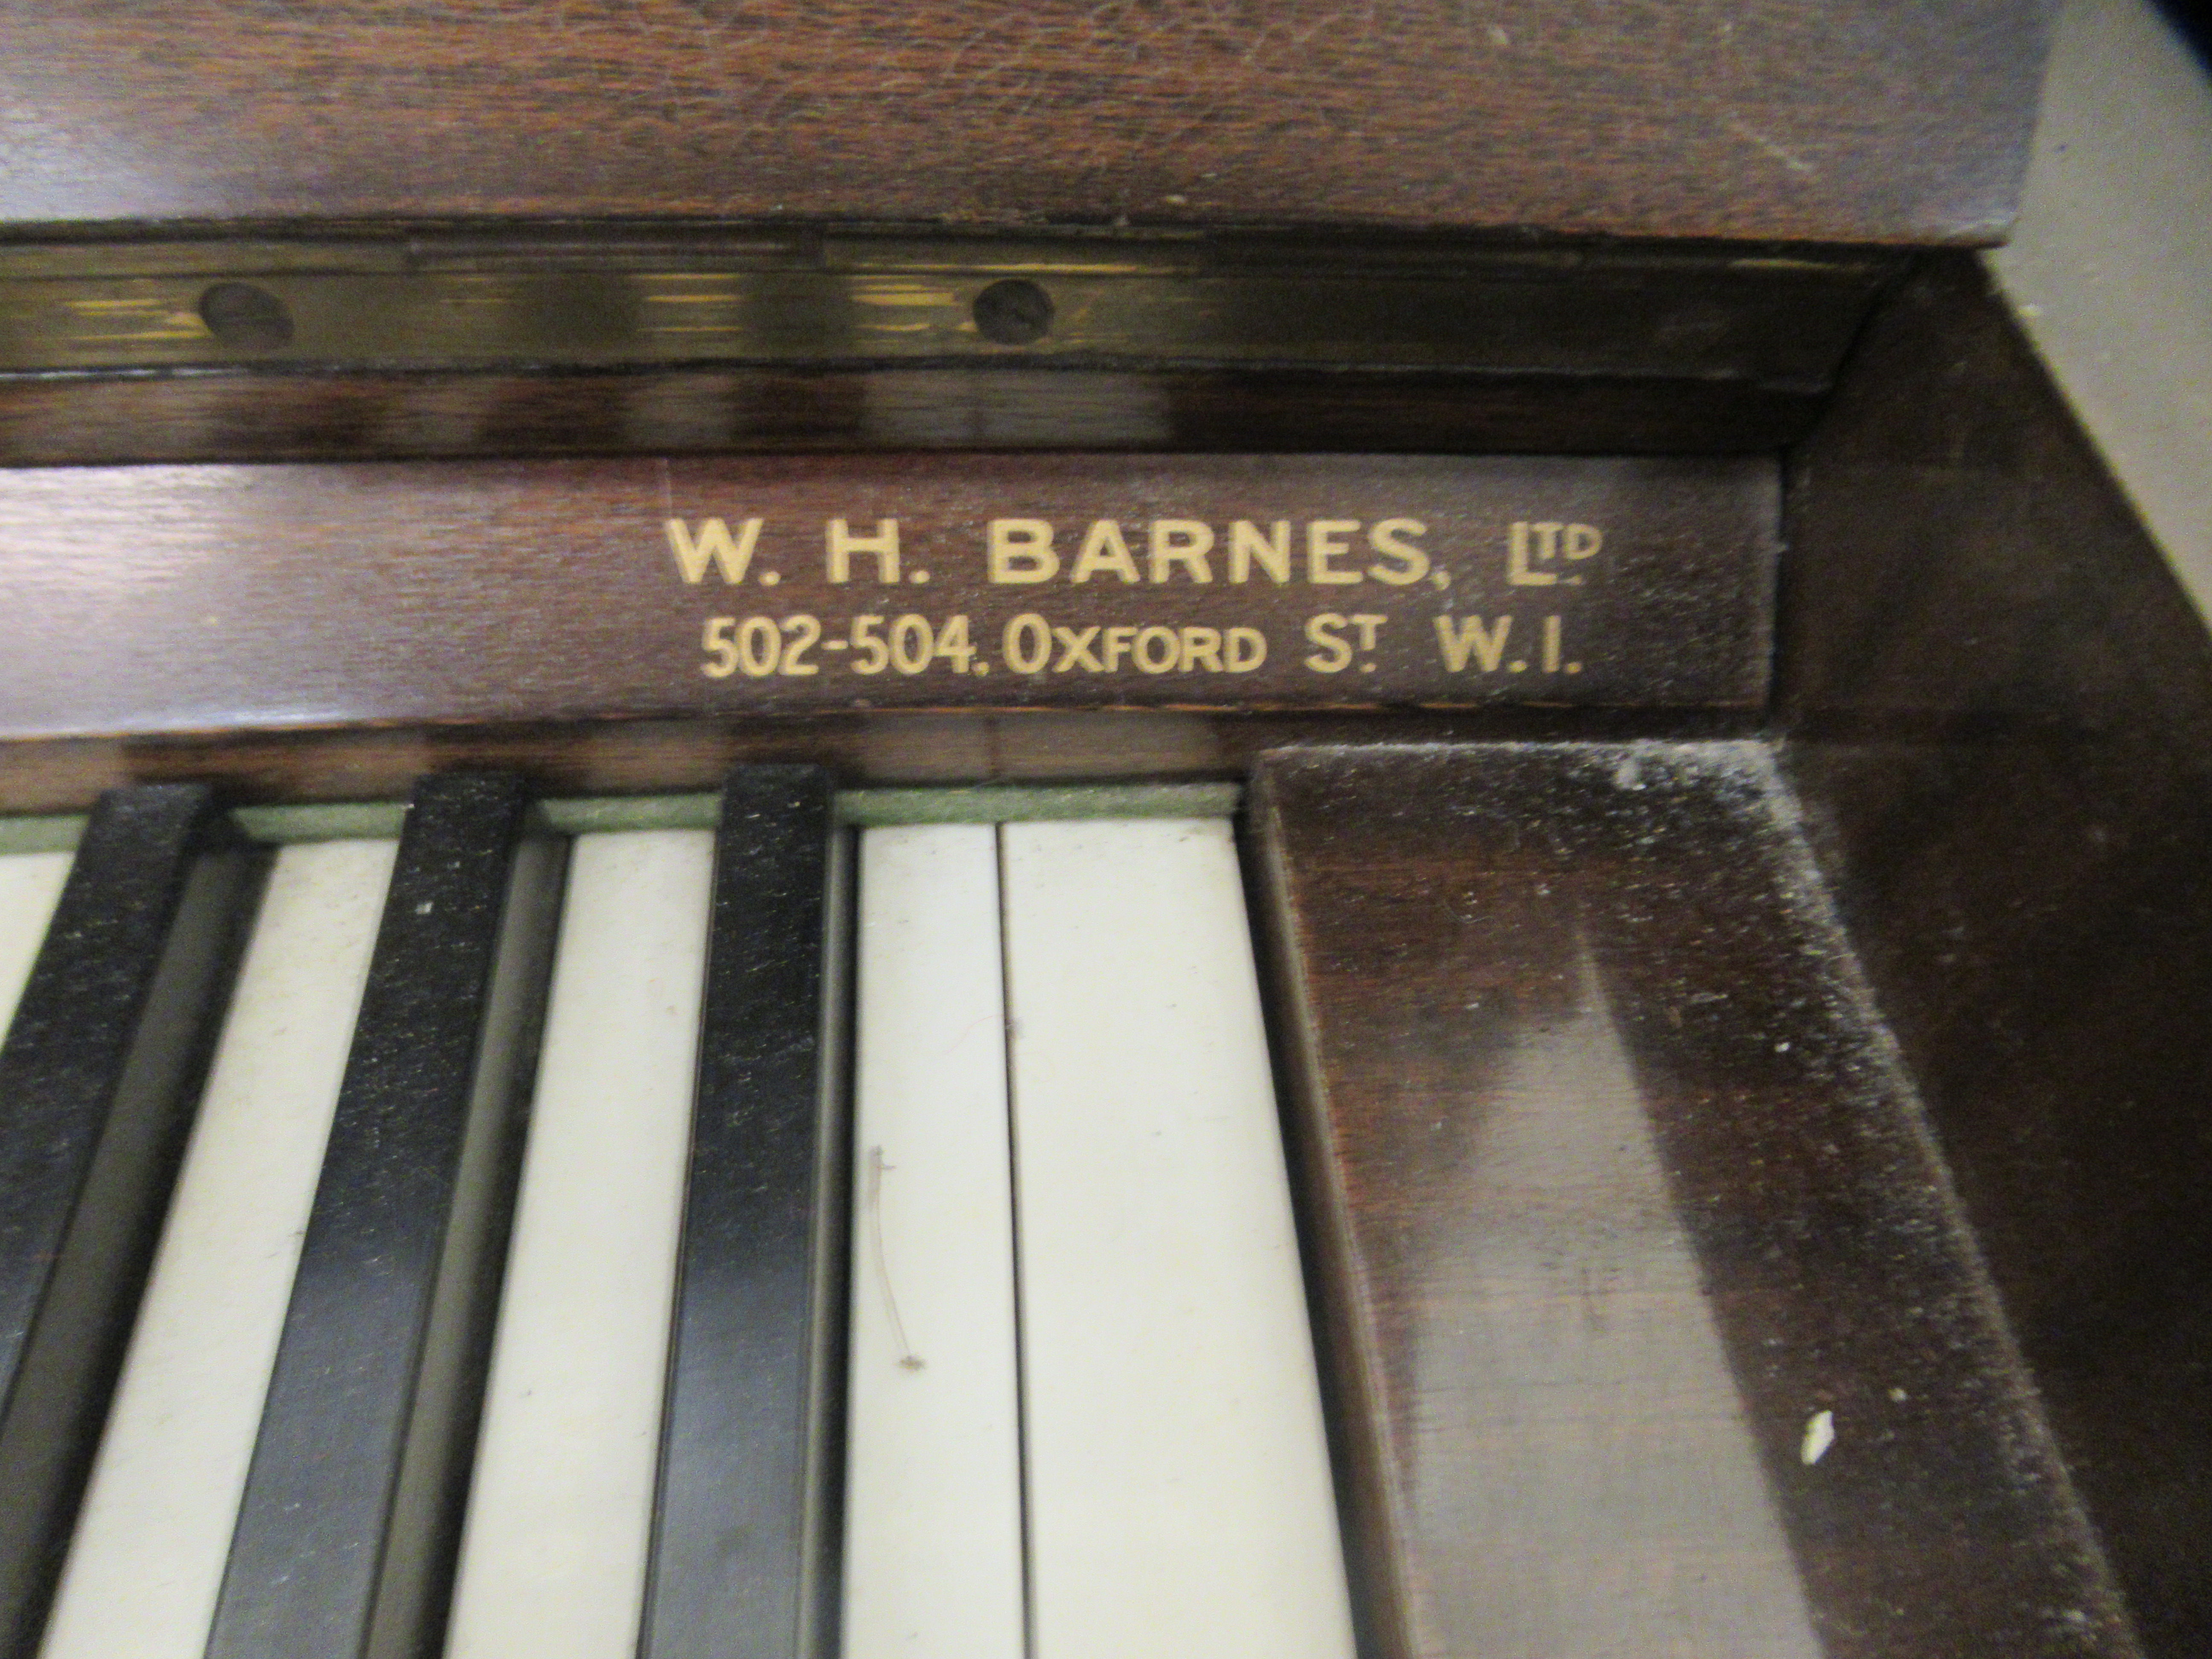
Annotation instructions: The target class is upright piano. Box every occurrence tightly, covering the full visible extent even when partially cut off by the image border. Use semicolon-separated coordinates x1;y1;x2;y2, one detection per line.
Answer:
1;2;2207;1656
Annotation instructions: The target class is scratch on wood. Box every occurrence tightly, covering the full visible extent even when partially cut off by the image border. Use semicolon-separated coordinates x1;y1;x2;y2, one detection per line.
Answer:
1725;116;1817;178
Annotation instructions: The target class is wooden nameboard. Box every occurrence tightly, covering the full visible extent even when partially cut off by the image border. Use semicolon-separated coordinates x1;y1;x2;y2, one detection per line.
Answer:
0;455;1775;740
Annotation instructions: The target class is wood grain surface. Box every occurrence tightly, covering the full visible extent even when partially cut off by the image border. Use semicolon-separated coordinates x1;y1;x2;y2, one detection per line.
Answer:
0;1;2050;244
1778;254;2212;1656
0;454;1777;739
1254;741;2134;1659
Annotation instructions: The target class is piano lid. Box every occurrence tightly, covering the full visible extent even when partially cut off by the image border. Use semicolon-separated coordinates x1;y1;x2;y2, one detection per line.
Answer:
0;0;2055;246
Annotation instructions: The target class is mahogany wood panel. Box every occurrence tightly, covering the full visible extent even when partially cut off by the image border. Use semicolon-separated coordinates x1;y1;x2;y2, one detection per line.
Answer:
0;2;2050;244
1777;254;2212;1656
0;453;1777;739
1254;742;2133;1659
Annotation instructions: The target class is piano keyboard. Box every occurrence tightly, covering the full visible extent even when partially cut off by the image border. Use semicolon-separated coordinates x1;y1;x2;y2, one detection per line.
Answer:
0;771;1355;1659
5;754;2123;1659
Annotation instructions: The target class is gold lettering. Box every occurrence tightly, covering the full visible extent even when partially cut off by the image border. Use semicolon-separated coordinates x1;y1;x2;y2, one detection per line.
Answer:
780;614;821;675
1435;614;1513;672
1229;520;1292;584
1179;626;1224;672
1304;613;1354;672
667;517;762;585
1226;626;1267;671
1071;521;1141;584
1507;521;1556;586
1004;613;1052;674
1307;521;1363;585
827;518;900;583
701;615;739;677
989;519;1059;583
1053;624;1104;671
1134;625;1181;672
1148;520;1215;583
1366;518;1430;586
1566;523;1603;560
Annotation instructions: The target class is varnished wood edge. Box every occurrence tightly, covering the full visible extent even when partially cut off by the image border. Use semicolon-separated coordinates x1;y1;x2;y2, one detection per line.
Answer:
0;233;1892;463
1246;757;1419;1659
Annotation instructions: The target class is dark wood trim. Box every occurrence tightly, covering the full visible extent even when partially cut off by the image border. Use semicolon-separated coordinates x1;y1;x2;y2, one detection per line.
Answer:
0;366;1825;468
1777;253;2212;1656
0;235;1892;466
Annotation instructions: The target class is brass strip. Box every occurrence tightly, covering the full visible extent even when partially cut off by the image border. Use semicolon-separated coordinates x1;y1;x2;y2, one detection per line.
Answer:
0;238;1891;382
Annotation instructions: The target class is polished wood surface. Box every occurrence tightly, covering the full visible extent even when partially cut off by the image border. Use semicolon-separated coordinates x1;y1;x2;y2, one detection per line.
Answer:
0;243;2201;1656
0;237;1891;468
1778;252;2212;1656
1255;742;2134;1659
0;454;1775;737
5;6;2207;1650
0;2;2049;243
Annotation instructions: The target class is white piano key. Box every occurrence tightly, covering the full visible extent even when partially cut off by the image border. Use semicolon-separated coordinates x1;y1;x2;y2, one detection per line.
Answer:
38;836;396;1659
442;829;713;1659
842;825;1024;1659
0;850;70;1041
1000;818;1356;1659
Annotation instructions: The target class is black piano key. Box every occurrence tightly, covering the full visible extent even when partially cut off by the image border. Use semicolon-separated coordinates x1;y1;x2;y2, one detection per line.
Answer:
0;784;256;1659
206;774;565;1659
641;766;849;1659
